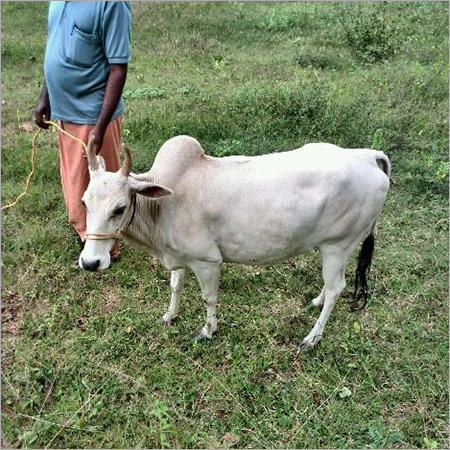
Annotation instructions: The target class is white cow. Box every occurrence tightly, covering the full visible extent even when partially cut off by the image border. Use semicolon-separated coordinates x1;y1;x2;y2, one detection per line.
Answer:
79;135;390;351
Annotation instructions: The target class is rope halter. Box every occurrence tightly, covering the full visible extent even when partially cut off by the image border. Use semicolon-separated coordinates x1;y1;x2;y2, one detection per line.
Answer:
84;230;124;241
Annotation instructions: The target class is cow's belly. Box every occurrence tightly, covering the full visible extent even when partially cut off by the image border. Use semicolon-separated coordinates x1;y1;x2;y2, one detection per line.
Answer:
213;200;324;265
220;238;310;265
208;179;368;265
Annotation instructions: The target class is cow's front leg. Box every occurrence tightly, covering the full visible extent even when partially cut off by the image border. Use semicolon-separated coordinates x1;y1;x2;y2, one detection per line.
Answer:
191;262;220;341
312;287;325;307
156;268;187;325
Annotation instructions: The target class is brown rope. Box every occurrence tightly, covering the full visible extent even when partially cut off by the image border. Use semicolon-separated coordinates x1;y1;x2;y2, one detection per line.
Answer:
84;231;123;240
1;120;87;212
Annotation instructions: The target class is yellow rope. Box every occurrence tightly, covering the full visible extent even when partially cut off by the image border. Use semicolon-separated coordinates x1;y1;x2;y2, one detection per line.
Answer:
45;120;88;152
1;120;87;212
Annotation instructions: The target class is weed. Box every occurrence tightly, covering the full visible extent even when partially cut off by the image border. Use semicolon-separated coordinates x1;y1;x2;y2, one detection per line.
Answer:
367;421;405;449
424;437;440;449
372;128;387;151
210;54;228;70
123;87;167;100
295;48;347;71
212;139;243;157
338;2;400;63
435;161;449;182
177;85;195;96
150;400;172;449
257;9;304;32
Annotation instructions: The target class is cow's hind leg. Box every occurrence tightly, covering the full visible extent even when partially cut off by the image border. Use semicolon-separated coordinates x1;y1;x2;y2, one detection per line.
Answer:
157;268;187;325
191;262;220;341
299;246;349;352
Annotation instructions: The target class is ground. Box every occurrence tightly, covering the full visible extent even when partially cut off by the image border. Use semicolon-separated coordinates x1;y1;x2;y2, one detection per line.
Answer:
1;2;448;449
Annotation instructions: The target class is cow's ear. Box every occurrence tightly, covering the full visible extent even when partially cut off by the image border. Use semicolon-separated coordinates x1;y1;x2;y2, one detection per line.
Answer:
128;178;172;198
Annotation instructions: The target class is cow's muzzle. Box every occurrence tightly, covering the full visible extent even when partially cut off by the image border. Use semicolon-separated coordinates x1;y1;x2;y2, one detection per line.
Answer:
80;257;101;271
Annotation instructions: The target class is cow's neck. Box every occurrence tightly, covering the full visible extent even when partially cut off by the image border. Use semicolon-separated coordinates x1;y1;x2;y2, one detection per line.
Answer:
123;194;163;257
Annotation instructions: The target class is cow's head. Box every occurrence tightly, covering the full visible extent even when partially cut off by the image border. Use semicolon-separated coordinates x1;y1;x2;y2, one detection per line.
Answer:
79;136;171;271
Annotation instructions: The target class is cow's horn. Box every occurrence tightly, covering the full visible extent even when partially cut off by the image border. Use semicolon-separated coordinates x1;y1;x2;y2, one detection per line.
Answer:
86;135;99;171
121;143;132;176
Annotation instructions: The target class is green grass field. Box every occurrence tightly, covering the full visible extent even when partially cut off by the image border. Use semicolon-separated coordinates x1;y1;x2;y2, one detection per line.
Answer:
1;2;448;448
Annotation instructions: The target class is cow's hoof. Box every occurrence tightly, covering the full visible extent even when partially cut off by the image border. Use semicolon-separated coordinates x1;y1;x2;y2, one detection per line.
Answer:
156;316;177;326
297;341;314;354
192;332;212;342
305;303;316;311
297;334;322;354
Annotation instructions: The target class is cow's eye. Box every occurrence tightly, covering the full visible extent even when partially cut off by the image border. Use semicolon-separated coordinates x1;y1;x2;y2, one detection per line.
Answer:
81;199;86;207
112;206;126;217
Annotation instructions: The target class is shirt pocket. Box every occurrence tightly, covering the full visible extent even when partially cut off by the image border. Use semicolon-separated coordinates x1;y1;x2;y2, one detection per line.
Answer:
65;25;97;68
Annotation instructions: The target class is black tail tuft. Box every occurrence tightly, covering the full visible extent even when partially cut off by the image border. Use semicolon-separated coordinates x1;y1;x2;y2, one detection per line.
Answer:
351;233;375;311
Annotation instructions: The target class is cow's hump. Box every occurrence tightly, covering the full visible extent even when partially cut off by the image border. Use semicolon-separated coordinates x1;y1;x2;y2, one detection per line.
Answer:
151;135;205;185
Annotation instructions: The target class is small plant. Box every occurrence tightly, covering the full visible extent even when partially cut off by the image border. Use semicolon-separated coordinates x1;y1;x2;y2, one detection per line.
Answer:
424;437;440;449
372;128;387;150
211;55;228;70
295;50;343;70
257;10;301;32
123;87;167;100
213;139;242;157
435;161;449;182
177;85;194;96
151;399;172;449
367;421;405;449
338;2;399;63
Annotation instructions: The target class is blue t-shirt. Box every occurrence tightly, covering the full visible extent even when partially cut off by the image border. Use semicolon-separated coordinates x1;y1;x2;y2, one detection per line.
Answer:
44;1;131;124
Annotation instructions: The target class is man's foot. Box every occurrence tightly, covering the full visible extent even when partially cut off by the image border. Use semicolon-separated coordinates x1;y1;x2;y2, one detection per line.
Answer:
110;242;121;262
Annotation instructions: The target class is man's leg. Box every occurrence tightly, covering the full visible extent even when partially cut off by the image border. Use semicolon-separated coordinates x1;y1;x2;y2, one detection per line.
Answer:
58;121;91;242
58;117;122;246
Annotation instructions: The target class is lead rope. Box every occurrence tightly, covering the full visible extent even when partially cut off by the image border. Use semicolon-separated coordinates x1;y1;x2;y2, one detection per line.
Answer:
1;120;87;212
3;122;135;242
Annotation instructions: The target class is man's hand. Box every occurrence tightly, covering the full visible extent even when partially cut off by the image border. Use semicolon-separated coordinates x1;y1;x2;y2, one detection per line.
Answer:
34;80;51;129
84;64;127;159
34;99;51;129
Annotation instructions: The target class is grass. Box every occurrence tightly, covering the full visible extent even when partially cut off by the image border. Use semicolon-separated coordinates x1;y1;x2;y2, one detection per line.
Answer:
1;1;448;448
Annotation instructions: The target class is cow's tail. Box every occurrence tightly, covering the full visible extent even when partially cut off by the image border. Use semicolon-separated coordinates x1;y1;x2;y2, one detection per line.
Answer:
351;226;376;311
350;150;390;310
374;150;391;178
361;149;391;179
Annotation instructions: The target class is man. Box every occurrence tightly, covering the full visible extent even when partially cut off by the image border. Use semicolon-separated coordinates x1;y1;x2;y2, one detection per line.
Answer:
34;1;131;259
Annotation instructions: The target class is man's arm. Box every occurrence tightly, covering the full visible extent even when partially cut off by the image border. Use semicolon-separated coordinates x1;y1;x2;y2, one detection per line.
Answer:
34;79;51;129
89;63;128;155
